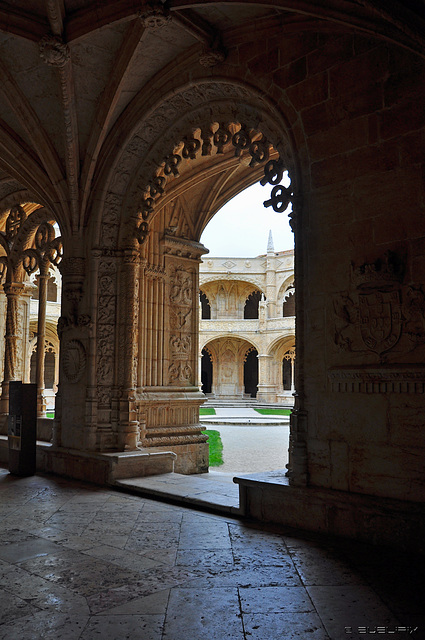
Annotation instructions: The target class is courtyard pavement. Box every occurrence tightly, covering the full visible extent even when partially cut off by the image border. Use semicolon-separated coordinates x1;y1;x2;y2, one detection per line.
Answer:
0;468;423;640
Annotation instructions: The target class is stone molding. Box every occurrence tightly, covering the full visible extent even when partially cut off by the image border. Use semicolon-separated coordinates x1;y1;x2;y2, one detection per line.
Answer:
328;366;425;393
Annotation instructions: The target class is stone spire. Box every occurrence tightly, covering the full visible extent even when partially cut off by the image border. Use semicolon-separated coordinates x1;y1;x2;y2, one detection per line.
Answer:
267;230;274;252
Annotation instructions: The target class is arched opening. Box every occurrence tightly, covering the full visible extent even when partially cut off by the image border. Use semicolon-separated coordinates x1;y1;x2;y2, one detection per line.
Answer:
201;348;213;394
200;291;211;319
244;348;258;397
244;290;262;319
283;290;295;317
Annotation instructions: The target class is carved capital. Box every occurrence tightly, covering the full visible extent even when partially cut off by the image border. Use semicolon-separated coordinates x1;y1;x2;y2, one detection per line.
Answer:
39;35;70;67
59;257;85;277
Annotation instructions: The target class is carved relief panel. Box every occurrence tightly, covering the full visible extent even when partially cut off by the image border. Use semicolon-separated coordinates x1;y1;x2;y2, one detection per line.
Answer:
163;235;206;387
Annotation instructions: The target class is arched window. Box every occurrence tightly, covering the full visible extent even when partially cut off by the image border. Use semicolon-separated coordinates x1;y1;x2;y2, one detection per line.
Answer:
283;291;295;317
244;290;262;319
200;292;211;319
244;348;258;397
201;348;213;393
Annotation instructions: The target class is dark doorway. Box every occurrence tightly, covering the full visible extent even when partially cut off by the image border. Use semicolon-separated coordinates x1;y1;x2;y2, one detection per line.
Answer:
283;357;292;390
201;348;213;393
244;348;258;397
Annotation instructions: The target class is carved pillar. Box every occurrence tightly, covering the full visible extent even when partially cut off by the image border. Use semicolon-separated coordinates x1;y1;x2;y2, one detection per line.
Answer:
0;283;25;414
35;264;49;417
117;249;140;450
137;235;208;474
56;257;90;449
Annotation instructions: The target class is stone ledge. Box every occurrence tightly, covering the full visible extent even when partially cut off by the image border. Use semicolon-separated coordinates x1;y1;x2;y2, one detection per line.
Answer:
234;471;425;554
0;438;176;484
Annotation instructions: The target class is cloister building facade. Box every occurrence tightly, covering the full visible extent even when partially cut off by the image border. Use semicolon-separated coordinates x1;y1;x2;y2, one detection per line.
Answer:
199;235;295;404
0;0;424;554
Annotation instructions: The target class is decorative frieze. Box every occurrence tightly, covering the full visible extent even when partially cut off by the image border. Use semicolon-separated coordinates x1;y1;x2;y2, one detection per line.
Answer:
328;367;425;393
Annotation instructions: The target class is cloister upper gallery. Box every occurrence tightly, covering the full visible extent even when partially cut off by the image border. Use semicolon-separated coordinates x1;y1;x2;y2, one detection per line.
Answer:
0;0;424;553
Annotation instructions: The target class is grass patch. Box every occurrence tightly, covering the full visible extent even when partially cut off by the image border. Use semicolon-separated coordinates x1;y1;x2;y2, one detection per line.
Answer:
202;430;224;467
254;408;291;416
46;412;55;419
199;407;216;415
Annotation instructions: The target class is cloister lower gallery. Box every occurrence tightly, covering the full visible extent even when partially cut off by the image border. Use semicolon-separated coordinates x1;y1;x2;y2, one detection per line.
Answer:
0;0;424;554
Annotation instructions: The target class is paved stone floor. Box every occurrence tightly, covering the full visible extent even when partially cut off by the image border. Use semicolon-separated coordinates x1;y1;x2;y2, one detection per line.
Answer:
0;467;424;640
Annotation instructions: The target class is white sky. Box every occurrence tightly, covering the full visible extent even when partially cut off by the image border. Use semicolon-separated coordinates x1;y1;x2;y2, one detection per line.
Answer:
200;180;294;258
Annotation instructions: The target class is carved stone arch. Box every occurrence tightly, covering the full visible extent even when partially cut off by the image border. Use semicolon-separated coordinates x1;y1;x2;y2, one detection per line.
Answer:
9;207;59;281
94;79;301;251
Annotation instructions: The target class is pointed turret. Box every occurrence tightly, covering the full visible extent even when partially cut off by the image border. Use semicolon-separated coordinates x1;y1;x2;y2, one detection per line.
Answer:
267;230;274;253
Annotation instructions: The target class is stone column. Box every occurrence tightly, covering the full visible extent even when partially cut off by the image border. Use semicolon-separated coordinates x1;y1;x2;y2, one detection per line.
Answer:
257;353;276;403
35;263;49;417
0;282;25;414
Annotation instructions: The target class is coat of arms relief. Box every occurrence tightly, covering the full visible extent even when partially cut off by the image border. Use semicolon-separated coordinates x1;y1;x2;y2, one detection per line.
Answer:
333;251;425;360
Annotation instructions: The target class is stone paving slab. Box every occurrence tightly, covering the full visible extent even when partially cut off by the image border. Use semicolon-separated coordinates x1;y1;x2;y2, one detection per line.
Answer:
114;473;241;515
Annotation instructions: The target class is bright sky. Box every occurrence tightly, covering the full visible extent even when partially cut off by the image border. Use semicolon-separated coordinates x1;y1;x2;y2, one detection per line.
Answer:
200;179;294;258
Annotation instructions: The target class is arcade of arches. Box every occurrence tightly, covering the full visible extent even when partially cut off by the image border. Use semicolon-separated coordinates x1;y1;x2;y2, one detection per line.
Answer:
0;1;424;553
199;241;295;403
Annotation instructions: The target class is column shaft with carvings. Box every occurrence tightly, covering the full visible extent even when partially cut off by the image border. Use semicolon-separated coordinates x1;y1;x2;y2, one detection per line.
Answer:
0;283;25;414
137;235;208;474
117;250;140;450
35;264;49;417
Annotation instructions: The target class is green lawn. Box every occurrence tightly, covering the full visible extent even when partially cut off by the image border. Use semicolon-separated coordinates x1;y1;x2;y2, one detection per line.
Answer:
46;412;55;419
202;429;224;466
199;407;216;415
254;408;292;416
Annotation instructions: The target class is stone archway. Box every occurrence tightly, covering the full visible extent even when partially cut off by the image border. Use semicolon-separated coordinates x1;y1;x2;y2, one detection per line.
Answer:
84;78;305;477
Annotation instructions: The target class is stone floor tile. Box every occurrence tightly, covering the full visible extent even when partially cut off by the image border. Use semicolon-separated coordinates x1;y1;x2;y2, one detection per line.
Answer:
307;584;400;640
175;548;235;570
125;523;181;551
242;612;330;640
83;545;161;572
239;585;315;613
178;520;231;549
288;548;364;586
81;615;164;639
96;588;170;615
0;588;36;624
0;527;39;547
136;509;183;523
0;612;89;640
85;566;196;614
0;537;62;564
162;587;244;640
143;548;177;566
181;561;303;589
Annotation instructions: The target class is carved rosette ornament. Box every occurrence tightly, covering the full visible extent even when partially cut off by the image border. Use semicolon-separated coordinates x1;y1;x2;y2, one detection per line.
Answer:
39;35;70;67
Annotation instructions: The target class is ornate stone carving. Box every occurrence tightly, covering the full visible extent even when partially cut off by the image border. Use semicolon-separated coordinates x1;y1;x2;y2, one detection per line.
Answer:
5;205;26;243
333;252;425;359
39;35;70;67
139;1;171;29
62;339;86;383
199;48;227;68
328;367;425;393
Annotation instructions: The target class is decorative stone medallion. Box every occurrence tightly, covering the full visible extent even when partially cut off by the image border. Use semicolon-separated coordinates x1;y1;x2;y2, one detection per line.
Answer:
62;339;86;383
